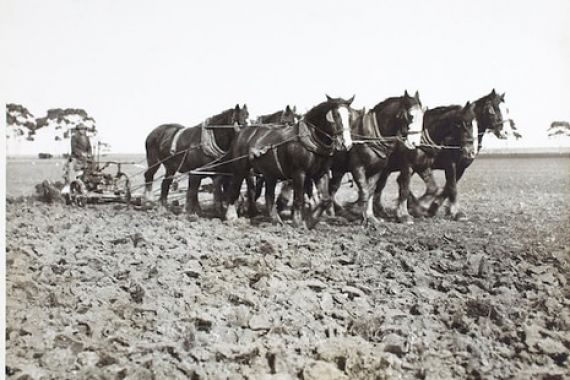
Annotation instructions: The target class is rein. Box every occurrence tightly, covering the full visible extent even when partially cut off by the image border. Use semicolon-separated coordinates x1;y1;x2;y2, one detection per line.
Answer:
418;126;462;150
351;111;403;148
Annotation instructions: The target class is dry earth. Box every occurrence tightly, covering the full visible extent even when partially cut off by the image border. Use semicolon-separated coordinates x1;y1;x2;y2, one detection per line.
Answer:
5;156;570;379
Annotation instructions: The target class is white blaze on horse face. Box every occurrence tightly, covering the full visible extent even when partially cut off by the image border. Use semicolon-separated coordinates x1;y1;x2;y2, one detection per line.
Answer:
406;105;424;147
338;106;352;150
497;102;513;138
472;119;479;155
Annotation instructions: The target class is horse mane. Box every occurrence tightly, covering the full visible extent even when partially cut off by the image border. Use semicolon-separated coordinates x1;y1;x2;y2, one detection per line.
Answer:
208;108;234;125
260;110;283;120
371;96;403;113
428;105;462;118
474;92;495;107
304;101;330;123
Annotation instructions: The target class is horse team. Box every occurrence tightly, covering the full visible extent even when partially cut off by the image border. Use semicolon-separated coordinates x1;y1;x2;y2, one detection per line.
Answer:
144;89;516;228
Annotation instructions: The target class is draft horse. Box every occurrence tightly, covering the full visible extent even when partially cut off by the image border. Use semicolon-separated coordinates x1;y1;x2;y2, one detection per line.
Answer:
373;101;478;221
255;105;300;126
223;95;354;227
253;105;302;203
329;91;425;224
144;104;250;216
400;90;517;220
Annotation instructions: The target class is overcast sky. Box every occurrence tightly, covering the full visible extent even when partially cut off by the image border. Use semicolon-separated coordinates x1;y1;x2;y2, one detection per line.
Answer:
2;0;569;152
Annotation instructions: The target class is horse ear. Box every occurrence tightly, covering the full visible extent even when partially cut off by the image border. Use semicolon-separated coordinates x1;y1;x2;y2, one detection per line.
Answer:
243;104;247;110
285;105;291;112
404;90;410;98
348;95;355;105
491;88;496;96
414;90;420;100
326;94;333;101
292;105;297;113
500;93;506;101
464;101;471;109
235;104;240;110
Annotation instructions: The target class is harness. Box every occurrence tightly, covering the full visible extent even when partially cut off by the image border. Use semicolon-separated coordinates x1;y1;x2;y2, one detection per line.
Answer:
419;126;463;152
170;128;185;155
298;119;337;157
200;124;227;158
351;111;399;159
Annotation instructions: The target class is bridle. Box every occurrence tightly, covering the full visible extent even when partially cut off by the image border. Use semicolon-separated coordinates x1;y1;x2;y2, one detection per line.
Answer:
303;105;347;153
304;118;344;151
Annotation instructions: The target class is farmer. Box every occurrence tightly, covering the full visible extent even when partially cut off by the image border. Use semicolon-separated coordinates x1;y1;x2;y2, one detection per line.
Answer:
65;124;93;183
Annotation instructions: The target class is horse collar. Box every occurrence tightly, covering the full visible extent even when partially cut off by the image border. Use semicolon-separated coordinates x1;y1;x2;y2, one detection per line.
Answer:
298;120;334;156
170;128;185;155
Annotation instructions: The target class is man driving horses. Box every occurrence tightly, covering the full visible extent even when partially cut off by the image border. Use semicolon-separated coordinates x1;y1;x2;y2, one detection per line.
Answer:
66;124;93;182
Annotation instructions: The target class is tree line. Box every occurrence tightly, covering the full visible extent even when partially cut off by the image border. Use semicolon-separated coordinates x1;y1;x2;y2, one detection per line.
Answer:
6;104;96;141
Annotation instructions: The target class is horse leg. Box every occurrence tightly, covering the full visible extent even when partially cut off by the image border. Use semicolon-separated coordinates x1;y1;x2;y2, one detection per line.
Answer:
186;174;202;216
372;168;390;218
406;176;423;217
159;168;175;207
304;177;318;210
395;165;414;224
212;176;225;217
276;181;293;213
291;171;306;228
254;175;264;201
306;174;333;229
245;173;259;218
352;166;381;225
449;164;468;221
417;168;440;211
225;172;246;222
264;177;282;224
144;158;161;204
428;163;456;218
329;169;345;216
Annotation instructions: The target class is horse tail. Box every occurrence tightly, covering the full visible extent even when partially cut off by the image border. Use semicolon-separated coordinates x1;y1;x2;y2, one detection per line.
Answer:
143;124;181;198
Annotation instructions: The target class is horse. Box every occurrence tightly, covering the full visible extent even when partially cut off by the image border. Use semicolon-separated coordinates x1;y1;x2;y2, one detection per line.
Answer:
254;105;300;126
374;90;516;221
373;101;478;221
416;90;517;219
222;95;354;227
329;91;425;225
252;105;301;203
143;104;250;216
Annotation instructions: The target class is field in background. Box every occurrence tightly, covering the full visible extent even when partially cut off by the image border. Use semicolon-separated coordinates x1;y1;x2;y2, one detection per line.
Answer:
6;154;570;202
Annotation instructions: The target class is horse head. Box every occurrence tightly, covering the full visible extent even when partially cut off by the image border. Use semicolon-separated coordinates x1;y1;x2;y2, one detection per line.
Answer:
476;89;519;140
303;95;354;152
456;101;478;160
371;91;425;148
323;94;354;151
281;105;299;125
231;104;250;127
398;90;425;148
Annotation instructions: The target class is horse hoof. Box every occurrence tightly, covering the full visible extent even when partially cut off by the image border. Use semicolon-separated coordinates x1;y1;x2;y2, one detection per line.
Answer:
454;212;468;222
427;204;440;218
398;215;414;225
186;213;199;222
362;216;382;227
305;218;318;230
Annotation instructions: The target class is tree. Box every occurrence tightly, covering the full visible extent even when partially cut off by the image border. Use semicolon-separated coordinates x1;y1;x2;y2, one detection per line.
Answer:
35;108;97;137
548;121;570;138
6;103;36;139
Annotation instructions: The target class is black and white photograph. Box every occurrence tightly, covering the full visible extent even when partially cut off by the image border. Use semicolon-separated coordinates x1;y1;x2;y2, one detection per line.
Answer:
2;0;570;378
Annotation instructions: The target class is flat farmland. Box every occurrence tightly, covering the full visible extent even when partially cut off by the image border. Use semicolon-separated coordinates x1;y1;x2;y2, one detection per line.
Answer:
5;156;570;379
